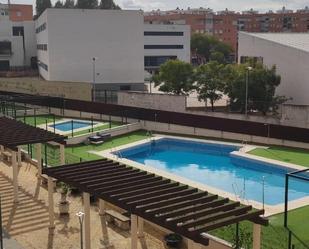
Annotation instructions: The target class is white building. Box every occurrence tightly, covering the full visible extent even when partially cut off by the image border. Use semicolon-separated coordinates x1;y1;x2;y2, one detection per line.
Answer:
144;24;190;74
36;8;145;91
36;8;191;91
0;3;36;71
238;32;309;106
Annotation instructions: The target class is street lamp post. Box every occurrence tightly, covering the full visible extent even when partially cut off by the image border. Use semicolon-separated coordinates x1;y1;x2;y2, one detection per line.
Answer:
92;57;97;102
245;66;253;116
76;211;85;249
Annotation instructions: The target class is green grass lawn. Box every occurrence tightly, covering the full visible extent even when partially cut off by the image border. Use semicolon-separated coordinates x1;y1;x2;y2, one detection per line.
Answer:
66;130;149;161
249;146;309;167
210;205;309;249
17;114;61;126
23;130;149;165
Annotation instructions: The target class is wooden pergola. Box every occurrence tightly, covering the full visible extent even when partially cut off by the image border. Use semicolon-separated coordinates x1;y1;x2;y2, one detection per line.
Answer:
0;117;67;202
43;158;268;249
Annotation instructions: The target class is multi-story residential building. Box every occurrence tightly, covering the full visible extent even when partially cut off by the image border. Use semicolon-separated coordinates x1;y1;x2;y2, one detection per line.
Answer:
144;24;190;74
0;3;36;71
145;7;309;57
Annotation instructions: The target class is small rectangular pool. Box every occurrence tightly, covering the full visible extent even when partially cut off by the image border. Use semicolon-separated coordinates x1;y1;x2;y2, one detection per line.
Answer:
50;120;95;132
117;138;309;205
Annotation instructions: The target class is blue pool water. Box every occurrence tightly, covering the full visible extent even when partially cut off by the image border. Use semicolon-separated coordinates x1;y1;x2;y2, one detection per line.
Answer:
50;120;94;132
118;138;309;205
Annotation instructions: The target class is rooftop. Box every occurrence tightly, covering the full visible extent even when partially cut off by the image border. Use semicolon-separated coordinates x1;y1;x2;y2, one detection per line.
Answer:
240;32;309;53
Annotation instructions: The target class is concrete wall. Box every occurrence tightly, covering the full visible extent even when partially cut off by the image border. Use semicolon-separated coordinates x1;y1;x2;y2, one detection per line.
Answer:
238;32;309;106
118;91;309;129
20;20;36;66
117;91;186;113
36;8;145;87
0;77;92;100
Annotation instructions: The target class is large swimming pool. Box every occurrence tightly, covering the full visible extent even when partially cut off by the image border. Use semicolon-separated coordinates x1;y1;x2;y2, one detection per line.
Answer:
50;120;95;132
117;138;309;205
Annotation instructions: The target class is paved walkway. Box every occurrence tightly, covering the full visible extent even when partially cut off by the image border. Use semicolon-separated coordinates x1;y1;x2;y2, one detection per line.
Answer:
0;161;175;249
3;230;24;249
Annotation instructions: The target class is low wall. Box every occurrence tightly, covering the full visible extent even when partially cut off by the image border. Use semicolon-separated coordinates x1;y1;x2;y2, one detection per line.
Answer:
66;122;142;145
118;91;309;129
0;77;92;101
117;91;186;113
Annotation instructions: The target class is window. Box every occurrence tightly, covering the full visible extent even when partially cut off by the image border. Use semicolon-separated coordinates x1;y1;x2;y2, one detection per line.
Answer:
36;23;46;34
144;45;183;49
16;11;21;17
240;56;263;64
144;56;177;67
0;60;10;71
37;44;48;51
1;10;8;16
144;31;184;36
12;26;24;36
0;41;12;55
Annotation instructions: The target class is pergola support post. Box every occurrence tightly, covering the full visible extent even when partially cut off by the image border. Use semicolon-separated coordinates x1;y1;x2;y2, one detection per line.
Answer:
59;143;65;165
17;146;22;166
253;224;261;249
12;151;18;203
138;217;144;238
99;199;111;247
83;192;91;249
36;143;42;176
48;177;55;229
131;214;138;249
0;145;4;160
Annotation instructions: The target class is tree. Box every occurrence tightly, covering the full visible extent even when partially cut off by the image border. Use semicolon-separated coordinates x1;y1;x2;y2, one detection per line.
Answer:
224;62;285;115
209;51;225;64
54;0;64;8
76;0;98;9
153;60;195;95
191;33;233;64
63;0;75;8
99;0;121;9
36;0;52;16
195;61;226;111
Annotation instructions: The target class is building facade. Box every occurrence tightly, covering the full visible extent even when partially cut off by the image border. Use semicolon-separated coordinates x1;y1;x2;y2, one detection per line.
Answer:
36;8;145;91
144;24;190;73
145;7;309;56
0;3;36;71
36;8;191;90
238;32;309;106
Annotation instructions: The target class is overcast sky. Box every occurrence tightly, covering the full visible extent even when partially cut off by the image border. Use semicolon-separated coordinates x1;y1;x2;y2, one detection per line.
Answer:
6;0;309;12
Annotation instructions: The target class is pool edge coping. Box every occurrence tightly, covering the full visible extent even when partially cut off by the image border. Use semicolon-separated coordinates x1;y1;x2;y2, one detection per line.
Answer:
89;134;309;217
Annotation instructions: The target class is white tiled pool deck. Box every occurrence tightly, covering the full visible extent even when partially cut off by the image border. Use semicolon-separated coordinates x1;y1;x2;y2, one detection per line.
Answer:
89;135;309;217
